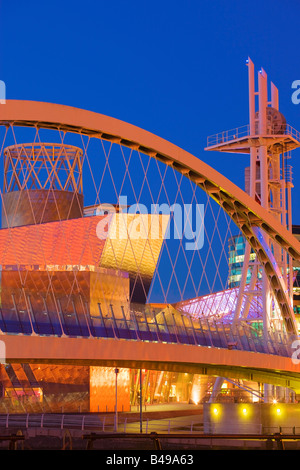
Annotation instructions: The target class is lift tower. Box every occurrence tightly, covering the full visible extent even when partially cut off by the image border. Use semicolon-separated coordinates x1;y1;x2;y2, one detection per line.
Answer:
205;58;300;337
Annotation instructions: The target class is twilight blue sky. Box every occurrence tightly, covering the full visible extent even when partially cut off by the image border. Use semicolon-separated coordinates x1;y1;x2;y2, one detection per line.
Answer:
0;0;300;220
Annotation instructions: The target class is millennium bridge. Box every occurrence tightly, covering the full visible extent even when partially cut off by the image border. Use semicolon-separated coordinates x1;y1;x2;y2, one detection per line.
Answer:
0;58;300;414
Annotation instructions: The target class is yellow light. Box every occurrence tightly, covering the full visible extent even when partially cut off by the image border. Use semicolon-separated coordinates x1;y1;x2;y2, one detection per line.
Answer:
239;405;250;418
276;408;281;414
213;407;219;415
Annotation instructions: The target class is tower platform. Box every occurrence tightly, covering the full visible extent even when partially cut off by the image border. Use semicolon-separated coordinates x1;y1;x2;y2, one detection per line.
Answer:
205;123;300;154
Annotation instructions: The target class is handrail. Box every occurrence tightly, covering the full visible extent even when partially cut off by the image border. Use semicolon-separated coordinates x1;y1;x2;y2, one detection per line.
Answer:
0;413;203;434
206;123;300;147
4;411;300;450
5;412;300;435
207;124;250;146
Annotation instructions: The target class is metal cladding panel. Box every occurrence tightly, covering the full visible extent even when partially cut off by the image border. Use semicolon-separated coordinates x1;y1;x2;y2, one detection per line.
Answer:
0;211;167;332
0;363;90;413
0;268;130;335
89;270;130;320
0;215;107;267
100;212;170;280
90;366;130;412
2;190;84;228
0;212;167;278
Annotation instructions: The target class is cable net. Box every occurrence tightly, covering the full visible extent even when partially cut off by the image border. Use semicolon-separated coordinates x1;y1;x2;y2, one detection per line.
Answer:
0;124;280;334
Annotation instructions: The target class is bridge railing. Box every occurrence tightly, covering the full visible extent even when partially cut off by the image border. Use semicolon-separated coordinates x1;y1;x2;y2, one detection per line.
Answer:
0;302;292;358
91;304;292;358
4;412;300;443
0;413;203;434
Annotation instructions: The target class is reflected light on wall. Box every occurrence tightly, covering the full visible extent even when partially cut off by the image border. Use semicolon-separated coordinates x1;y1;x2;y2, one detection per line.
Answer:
191;389;200;405
191;375;202;405
89;366;130;412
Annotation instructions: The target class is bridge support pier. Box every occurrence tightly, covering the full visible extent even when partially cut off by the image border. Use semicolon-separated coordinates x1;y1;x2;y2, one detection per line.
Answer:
204;402;300;435
208;377;224;403
264;384;274;403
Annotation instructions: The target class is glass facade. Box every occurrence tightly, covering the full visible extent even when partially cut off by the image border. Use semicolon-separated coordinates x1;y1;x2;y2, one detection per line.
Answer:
228;234;257;288
0;365;210;413
0;363;267;413
228;227;300;321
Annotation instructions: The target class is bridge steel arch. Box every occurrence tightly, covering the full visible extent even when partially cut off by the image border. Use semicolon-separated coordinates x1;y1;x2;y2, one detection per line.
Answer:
0;100;300;335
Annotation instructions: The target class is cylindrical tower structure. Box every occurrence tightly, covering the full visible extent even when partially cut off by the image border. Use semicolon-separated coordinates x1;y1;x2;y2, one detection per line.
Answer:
2;143;84;228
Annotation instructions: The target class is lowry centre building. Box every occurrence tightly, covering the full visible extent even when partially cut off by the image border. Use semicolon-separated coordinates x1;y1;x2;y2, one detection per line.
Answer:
0;134;214;413
0;139;177;412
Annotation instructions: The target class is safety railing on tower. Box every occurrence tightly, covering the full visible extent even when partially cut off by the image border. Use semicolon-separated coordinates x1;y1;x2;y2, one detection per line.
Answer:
207;125;250;147
206;123;300;148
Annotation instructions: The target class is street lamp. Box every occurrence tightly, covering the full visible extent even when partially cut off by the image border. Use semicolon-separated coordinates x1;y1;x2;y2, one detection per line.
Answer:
114;368;119;432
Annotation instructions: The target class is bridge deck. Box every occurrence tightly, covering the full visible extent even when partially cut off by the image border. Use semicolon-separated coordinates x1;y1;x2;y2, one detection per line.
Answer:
1;330;300;392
